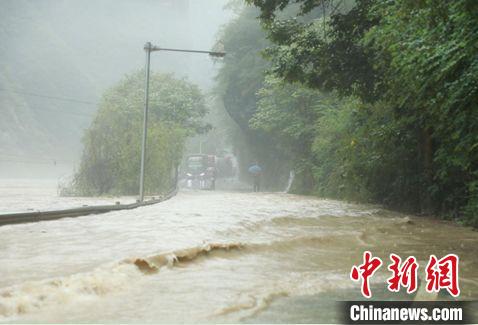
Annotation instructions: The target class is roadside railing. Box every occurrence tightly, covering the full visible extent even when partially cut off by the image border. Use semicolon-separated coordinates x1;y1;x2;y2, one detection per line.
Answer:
0;186;178;227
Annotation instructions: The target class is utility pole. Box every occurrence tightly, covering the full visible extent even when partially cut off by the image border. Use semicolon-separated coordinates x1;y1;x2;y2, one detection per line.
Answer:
138;42;225;202
139;42;152;202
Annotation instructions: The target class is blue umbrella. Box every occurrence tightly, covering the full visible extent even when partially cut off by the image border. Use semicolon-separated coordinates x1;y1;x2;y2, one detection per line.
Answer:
248;165;262;175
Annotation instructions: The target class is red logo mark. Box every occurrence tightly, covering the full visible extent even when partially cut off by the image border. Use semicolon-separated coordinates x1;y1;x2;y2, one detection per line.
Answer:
425;254;460;297
350;251;383;298
387;254;418;294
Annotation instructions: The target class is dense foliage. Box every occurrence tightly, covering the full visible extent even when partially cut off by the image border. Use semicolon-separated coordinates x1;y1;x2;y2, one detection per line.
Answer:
216;6;292;188
71;71;208;196
218;0;478;226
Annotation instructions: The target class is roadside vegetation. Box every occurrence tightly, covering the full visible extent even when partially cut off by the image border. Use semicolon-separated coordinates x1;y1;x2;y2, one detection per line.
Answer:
217;0;478;227
68;71;208;196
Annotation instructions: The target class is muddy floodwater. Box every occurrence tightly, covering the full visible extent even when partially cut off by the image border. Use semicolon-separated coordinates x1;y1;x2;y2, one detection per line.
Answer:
0;189;477;323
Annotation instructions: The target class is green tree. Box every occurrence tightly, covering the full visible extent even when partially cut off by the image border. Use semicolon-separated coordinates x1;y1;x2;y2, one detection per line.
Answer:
251;76;350;193
216;5;292;189
364;0;478;221
246;0;478;226
71;71;208;195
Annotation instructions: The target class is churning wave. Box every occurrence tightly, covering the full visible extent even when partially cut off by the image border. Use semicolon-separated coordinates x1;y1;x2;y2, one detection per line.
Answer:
0;242;248;318
130;242;245;274
0;232;368;320
0;241;267;318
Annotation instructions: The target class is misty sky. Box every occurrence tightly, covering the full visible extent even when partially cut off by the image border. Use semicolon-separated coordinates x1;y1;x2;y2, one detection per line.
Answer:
0;0;234;177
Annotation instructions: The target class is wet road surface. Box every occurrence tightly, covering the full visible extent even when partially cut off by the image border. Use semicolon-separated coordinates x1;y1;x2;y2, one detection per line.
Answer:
1;190;477;322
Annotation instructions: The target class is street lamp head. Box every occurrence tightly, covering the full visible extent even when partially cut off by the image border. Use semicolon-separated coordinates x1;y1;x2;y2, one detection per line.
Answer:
144;42;152;51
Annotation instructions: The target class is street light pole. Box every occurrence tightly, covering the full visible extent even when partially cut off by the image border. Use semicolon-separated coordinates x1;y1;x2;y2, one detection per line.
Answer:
139;42;152;202
138;42;225;202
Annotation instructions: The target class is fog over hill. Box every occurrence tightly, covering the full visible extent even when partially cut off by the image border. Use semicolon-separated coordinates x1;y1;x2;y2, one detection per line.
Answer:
0;0;232;178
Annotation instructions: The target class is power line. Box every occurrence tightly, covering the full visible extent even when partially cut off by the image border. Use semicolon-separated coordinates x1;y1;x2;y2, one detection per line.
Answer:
0;87;98;106
0;159;75;165
1;152;71;160
31;105;95;118
0;153;76;164
0;153;75;164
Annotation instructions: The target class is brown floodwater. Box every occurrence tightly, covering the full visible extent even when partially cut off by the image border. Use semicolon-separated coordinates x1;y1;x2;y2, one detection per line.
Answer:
0;190;477;322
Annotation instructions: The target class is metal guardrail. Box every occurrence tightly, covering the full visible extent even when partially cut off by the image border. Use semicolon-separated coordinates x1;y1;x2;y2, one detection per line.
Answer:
0;187;178;227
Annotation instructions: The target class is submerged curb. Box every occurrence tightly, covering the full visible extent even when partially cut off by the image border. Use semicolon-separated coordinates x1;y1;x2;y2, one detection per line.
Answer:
0;187;178;227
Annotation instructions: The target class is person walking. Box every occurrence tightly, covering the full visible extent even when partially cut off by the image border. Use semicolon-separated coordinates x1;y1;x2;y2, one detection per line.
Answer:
248;162;262;192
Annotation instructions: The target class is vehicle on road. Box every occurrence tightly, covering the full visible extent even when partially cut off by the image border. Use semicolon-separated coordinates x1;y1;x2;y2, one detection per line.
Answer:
185;154;216;190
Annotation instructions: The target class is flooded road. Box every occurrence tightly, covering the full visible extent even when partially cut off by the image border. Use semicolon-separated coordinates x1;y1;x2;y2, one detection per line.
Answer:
1;190;477;322
0;179;136;214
